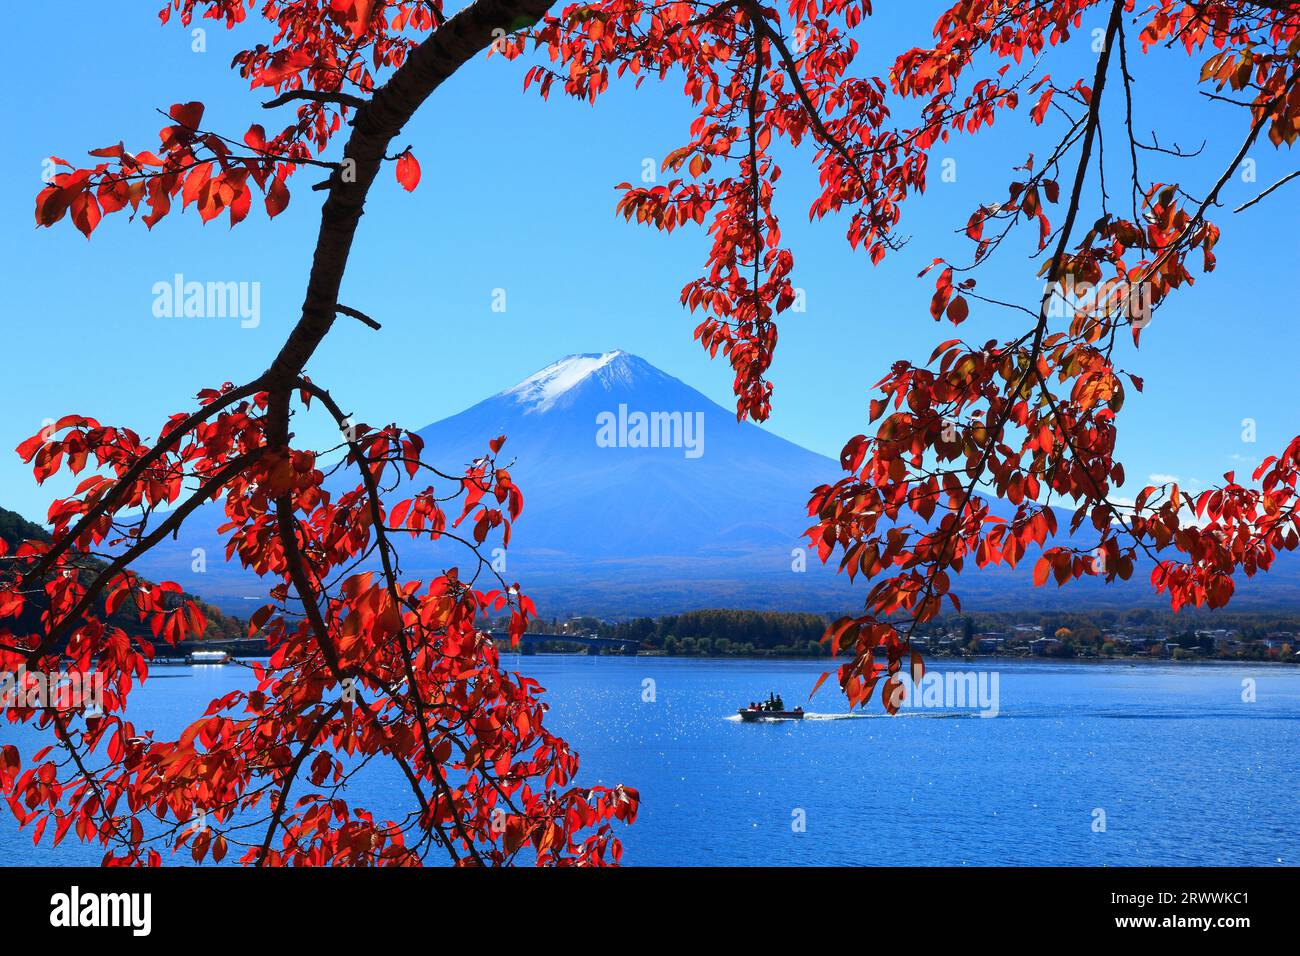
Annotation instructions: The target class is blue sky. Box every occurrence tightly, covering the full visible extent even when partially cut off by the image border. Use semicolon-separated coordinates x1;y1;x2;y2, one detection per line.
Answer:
2;1;1296;523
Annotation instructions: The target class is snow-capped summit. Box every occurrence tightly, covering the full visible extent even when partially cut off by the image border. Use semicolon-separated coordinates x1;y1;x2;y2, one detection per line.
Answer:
502;350;667;413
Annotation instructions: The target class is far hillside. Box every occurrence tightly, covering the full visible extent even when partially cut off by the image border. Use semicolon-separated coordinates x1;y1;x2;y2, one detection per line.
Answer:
0;505;245;649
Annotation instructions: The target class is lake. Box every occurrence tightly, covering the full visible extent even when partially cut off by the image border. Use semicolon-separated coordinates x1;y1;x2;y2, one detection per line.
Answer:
2;656;1297;866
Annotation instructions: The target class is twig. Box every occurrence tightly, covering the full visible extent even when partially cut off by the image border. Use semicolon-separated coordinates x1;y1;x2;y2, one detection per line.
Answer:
336;304;382;330
262;89;368;110
1235;168;1300;212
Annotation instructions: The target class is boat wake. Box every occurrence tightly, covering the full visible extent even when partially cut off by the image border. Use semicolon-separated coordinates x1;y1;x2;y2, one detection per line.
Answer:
807;711;984;720
802;712;870;721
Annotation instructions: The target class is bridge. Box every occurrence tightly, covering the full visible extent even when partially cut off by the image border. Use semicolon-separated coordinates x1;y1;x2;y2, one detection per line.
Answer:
489;632;641;655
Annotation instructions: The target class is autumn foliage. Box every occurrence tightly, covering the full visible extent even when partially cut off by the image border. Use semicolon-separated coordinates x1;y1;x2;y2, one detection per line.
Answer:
6;0;1300;867
3;395;636;865
6;0;636;867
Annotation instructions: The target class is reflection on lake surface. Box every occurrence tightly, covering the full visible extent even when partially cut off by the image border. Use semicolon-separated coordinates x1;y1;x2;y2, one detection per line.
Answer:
2;656;1296;866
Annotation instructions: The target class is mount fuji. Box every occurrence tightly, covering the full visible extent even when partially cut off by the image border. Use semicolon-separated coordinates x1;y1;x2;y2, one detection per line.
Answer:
127;350;859;616
122;350;1300;617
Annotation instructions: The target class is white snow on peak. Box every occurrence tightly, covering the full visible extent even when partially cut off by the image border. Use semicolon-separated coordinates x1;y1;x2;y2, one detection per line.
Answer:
504;350;636;413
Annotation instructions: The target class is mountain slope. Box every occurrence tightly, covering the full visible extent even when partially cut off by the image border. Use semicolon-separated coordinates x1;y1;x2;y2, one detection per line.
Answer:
421;352;831;556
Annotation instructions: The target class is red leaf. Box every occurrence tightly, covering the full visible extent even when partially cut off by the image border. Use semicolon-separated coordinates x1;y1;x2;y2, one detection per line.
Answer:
332;0;377;39
168;101;205;132
396;152;421;192
945;295;969;325
265;177;290;218
69;192;102;238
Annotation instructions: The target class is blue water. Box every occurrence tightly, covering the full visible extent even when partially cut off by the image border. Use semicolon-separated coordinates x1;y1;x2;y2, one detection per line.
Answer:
2;657;1297;865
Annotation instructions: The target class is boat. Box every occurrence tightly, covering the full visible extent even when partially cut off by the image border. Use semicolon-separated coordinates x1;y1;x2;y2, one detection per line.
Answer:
737;707;805;721
187;649;232;665
738;692;804;721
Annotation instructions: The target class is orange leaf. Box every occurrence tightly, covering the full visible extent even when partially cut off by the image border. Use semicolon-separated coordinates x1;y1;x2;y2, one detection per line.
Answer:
1033;556;1051;587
